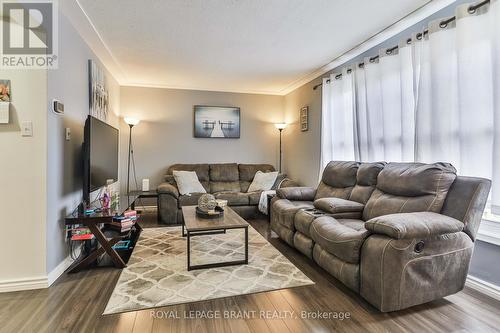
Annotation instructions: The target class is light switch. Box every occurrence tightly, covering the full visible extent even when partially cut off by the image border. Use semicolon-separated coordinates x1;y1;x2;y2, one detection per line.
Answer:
21;121;33;137
65;127;71;141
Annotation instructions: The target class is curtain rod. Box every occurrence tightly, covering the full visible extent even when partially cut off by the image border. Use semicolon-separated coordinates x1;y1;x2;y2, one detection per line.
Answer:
313;0;490;91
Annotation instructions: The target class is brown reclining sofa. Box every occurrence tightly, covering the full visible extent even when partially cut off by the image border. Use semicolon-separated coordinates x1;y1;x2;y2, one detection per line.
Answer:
271;161;490;312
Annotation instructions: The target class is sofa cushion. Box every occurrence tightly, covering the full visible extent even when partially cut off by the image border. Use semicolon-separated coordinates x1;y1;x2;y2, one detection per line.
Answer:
248;171;278;192
273;199;314;230
294;209;325;237
310;217;370;264
349;162;385;204
363;162;457;220
210;181;241;193
377;162;457;197
238;164;275;181
315;161;360;200
178;193;204;208
214;192;249;206
314;198;364;214
322;161;360;187
365;212;464;239
173;170;206;195
210;163;239;182
248;191;262;205
166;164;210;192
314;161;360;199
315;182;353;200
167;164;210;181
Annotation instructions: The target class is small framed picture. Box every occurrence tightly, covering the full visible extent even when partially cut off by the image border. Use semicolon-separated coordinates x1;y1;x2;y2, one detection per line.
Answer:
300;106;308;132
0;80;11;102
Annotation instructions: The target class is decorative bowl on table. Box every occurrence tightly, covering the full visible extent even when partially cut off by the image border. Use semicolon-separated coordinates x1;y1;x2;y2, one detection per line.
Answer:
196;194;224;219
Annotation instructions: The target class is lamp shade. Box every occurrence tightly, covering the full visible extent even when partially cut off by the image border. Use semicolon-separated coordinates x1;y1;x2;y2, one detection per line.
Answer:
124;117;140;126
274;123;287;130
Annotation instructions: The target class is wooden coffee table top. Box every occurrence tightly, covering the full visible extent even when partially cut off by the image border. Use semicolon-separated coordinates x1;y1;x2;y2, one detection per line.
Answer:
182;206;249;232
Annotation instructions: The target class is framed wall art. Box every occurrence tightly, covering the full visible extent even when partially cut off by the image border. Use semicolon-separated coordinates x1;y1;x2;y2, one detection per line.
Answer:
300;106;308;132
193;105;240;138
88;59;109;122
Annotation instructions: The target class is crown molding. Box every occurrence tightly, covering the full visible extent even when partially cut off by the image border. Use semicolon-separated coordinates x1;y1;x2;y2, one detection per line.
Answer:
278;0;456;95
61;0;128;84
123;82;284;96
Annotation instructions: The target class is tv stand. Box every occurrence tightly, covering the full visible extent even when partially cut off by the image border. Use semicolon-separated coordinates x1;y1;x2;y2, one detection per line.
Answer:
65;194;142;273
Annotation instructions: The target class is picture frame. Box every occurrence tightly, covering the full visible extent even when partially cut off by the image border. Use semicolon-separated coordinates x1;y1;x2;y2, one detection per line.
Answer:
193;105;241;138
300;106;308;132
0;80;11;102
88;59;109;122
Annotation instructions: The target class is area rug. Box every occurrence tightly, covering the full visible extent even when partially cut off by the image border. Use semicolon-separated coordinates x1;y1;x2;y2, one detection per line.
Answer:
103;226;314;314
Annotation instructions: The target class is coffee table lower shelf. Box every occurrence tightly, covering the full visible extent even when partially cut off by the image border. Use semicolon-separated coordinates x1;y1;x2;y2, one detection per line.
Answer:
183;225;249;271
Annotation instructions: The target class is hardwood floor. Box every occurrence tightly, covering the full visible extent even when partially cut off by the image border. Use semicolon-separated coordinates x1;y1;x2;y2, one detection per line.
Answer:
1;211;500;333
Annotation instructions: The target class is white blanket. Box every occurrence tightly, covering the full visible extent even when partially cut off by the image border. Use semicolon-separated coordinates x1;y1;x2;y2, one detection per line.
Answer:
258;190;276;215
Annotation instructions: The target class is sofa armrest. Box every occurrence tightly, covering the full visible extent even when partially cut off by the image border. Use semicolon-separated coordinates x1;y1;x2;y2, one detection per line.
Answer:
157;182;179;199
365;212;464;239
276;187;316;201
314;197;364;214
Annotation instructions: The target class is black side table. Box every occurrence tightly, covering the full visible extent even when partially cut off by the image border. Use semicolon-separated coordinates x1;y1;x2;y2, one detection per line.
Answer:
129;190;160;221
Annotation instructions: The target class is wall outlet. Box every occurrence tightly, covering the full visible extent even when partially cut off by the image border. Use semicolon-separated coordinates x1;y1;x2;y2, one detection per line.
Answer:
65;127;71;141
142;179;150;191
21;121;33;137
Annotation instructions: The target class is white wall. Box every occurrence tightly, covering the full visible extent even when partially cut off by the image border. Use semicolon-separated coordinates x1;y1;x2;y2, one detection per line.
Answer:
46;10;121;274
119;86;284;192
0;18;48;287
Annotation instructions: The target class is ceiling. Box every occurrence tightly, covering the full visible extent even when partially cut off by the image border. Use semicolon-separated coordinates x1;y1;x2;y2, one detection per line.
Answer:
75;0;434;95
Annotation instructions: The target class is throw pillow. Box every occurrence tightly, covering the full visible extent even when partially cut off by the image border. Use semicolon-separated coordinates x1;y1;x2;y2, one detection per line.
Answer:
172;170;206;195
247;171;279;192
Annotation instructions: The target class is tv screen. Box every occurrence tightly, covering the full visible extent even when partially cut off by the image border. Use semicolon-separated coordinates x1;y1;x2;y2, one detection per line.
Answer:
84;116;119;199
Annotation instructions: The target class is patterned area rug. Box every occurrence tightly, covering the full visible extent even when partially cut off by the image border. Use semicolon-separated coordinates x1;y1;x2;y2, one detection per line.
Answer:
103;226;314;314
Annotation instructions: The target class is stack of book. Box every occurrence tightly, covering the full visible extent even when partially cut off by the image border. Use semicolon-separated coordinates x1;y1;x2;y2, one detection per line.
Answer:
70;227;94;241
110;210;138;233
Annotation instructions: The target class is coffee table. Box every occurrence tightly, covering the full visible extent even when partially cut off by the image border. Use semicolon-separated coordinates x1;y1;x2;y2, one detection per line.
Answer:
181;206;249;271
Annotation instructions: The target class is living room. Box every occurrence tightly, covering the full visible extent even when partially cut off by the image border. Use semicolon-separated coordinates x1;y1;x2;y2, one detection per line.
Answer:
1;0;500;332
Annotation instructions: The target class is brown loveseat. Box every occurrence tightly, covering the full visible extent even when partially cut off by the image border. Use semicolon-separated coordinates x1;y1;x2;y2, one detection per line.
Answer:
271;161;491;312
157;163;295;224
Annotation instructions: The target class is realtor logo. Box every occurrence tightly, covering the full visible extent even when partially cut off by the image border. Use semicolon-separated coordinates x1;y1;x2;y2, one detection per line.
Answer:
1;0;58;68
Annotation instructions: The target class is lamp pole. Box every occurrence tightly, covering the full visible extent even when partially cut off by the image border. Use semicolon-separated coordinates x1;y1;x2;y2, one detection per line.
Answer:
127;123;134;196
274;123;286;173
279;128;283;173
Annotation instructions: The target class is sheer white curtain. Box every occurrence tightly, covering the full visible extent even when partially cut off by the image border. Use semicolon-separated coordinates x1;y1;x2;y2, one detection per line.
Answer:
320;69;356;172
355;44;416;162
415;1;500;211
320;0;500;210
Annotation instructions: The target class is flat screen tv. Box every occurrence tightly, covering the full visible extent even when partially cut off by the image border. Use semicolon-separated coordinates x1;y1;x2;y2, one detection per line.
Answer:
83;115;119;203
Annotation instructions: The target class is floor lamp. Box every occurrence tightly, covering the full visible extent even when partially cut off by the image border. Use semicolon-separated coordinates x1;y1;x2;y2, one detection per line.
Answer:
274;123;287;173
124;117;140;196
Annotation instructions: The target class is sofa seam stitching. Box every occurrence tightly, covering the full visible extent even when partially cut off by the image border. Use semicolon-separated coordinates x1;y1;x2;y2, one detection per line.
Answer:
426;170;444;211
380;239;392;310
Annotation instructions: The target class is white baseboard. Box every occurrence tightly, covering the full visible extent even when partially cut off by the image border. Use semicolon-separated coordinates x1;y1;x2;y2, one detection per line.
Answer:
0;276;48;293
0;256;74;293
466;275;500;302
47;255;74;286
